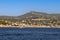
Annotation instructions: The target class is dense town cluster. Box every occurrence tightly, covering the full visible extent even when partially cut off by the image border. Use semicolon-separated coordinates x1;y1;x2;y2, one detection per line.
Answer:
0;17;60;28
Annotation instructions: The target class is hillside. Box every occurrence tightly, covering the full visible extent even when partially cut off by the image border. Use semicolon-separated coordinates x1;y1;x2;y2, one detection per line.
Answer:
18;11;48;19
0;11;60;28
17;11;60;20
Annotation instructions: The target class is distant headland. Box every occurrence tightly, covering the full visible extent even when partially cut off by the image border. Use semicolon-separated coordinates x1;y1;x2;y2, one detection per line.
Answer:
0;11;60;28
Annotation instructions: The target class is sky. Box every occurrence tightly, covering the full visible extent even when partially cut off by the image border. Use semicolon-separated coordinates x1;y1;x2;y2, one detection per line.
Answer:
0;0;60;16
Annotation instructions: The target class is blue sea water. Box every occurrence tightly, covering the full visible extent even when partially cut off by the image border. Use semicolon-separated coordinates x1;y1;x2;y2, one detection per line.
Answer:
0;28;60;40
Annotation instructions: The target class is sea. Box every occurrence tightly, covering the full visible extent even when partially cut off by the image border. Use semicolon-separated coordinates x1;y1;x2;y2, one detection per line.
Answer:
0;28;60;40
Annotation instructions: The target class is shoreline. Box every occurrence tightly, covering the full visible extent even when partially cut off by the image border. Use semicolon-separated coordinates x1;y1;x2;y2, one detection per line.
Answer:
0;25;60;28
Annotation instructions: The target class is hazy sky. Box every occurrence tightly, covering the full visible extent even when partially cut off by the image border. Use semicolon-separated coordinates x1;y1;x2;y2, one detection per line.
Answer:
0;0;60;16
